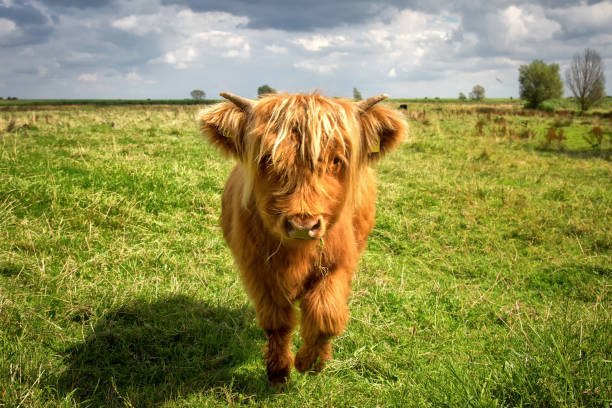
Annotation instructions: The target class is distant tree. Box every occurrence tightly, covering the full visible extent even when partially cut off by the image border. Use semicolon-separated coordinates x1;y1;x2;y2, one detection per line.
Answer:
566;48;606;113
518;60;563;109
469;85;485;101
257;85;276;97
353;87;362;101
458;92;466;101
190;89;205;100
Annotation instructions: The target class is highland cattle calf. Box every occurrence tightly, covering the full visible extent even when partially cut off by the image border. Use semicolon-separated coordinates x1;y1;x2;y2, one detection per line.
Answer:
198;92;405;384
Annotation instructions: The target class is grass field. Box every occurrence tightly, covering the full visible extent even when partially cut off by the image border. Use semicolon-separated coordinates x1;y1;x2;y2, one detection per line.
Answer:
0;99;216;108
1;101;611;407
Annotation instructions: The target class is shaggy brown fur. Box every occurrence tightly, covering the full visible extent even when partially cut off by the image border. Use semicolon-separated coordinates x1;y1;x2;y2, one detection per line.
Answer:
198;92;405;384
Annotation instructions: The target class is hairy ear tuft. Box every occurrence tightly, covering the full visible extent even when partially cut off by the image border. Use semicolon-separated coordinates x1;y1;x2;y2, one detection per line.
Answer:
359;104;406;162
197;102;248;157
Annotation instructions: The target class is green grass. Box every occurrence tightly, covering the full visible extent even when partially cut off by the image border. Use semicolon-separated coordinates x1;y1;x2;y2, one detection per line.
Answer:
0;99;218;107
391;97;612;114
1;103;611;407
391;97;523;105
538;97;612;112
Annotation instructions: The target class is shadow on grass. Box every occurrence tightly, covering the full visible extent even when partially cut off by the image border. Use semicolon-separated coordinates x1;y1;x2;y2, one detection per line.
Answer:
0;263;23;277
52;295;273;406
534;146;612;160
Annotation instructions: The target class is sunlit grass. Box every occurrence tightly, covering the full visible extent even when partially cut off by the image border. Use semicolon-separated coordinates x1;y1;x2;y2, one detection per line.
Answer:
1;104;610;407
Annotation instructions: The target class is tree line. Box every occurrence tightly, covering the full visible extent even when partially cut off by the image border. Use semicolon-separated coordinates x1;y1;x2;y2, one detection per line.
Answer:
461;48;606;112
191;48;605;113
519;48;605;112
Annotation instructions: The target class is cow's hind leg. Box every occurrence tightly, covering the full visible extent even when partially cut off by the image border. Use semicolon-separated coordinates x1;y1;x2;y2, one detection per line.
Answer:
295;271;351;373
256;301;296;384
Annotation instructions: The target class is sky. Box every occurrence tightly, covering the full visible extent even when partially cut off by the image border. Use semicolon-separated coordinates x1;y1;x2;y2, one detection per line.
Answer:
1;0;611;99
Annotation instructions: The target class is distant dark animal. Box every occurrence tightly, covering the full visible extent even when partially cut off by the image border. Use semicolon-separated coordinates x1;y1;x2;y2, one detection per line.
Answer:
399;104;408;110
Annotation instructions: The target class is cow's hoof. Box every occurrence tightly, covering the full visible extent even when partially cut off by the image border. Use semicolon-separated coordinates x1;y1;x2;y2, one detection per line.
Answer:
267;364;291;385
294;348;327;373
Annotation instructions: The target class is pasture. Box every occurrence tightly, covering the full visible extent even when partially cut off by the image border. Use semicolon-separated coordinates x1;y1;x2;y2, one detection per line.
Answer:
0;101;610;407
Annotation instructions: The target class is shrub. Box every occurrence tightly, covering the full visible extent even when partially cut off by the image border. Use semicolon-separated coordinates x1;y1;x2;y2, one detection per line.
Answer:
257;85;276;97
537;101;557;113
583;125;604;148
469;85;485;101
566;48;606;113
519;60;563;109
541;126;565;149
475;120;485;135
190;90;205;100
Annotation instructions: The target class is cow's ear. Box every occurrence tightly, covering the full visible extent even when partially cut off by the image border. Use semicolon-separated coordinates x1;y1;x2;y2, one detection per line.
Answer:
198;102;248;157
358;101;406;162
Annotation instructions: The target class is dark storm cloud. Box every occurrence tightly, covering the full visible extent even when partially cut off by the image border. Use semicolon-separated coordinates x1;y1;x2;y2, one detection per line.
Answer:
538;0;605;5
37;0;114;9
49;22;163;71
13;66;38;75
161;0;611;51
0;1;47;24
159;0;489;31
0;0;54;46
160;0;428;30
1;0;610;99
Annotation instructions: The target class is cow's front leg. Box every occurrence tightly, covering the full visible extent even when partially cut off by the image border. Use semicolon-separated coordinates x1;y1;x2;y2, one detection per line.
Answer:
254;298;296;384
295;269;351;373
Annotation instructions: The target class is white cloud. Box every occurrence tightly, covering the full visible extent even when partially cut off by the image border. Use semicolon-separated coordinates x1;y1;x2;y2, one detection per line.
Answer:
78;73;98;82
1;0;611;99
66;51;98;63
193;31;251;58
500;5;560;42
20;47;34;57
223;43;250;58
150;50;193;69
112;9;248;36
548;1;612;36
293;35;347;51
265;45;288;54
149;29;250;68
114;8;251;68
111;15;162;35
0;18;16;38
294;60;337;73
124;71;156;84
125;71;141;81
293;51;348;73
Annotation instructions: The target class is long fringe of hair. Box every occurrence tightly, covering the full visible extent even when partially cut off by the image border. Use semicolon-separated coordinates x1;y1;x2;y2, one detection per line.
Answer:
240;93;365;208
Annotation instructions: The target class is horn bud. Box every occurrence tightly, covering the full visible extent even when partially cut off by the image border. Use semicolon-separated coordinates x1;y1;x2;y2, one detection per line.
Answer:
220;92;254;112
358;94;388;111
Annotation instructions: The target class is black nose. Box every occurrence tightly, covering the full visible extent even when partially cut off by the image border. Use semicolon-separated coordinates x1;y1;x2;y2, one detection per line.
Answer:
285;215;321;239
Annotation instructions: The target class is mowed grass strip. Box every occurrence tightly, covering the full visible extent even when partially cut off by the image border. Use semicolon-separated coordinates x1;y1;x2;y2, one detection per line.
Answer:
0;104;610;407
